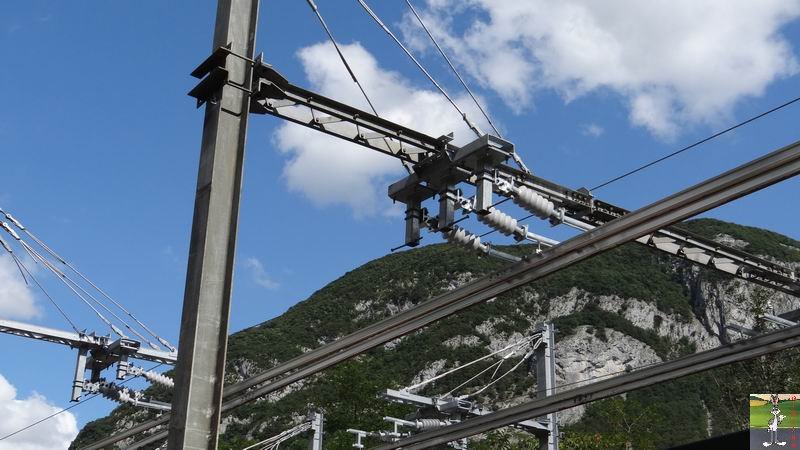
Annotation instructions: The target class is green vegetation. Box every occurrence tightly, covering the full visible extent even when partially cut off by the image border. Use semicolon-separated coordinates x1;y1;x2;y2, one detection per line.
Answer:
71;219;800;450
750;399;800;429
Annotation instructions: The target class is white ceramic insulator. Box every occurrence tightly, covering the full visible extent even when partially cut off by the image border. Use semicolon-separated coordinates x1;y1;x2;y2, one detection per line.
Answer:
100;385;127;404
117;389;134;404
144;370;175;389
478;209;518;237
513;186;555;219
416;419;448;431
445;228;487;253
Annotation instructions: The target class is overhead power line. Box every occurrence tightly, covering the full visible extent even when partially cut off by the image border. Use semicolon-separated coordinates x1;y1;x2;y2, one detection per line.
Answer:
0;208;175;352
403;0;534;172
590;94;800;191
356;0;483;139
305;0;413;174
404;0;499;138
0;363;164;443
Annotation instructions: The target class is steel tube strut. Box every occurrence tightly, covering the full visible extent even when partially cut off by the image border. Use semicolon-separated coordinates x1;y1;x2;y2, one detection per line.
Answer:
88;140;800;450
374;323;800;449
168;0;259;449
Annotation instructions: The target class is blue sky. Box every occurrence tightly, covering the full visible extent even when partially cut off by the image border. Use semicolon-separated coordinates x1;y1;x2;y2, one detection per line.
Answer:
1;1;799;447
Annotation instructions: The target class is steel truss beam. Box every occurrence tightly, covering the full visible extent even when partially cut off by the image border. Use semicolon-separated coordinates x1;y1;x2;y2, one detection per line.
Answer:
0;319;176;365
250;63;453;163
373;323;800;449
84;139;800;450
250;63;798;296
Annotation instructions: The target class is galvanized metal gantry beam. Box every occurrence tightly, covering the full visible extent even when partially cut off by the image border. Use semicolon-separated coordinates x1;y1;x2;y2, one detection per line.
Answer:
0;318;177;365
249;64;798;297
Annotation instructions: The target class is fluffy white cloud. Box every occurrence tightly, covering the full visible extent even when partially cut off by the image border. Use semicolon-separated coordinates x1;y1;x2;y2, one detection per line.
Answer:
274;41;487;217
0;254;39;320
242;257;279;290
0;373;78;450
581;123;604;137
402;0;800;137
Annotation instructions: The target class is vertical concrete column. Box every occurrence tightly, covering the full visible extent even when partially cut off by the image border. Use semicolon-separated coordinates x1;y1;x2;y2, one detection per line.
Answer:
168;1;259;448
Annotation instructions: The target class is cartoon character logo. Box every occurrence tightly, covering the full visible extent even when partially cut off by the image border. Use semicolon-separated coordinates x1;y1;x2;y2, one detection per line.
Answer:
764;394;787;447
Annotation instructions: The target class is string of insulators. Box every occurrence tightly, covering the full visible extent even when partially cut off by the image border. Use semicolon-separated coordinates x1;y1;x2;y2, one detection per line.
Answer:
444;227;487;253
98;383;136;405
512;186;555;219
142;369;174;389
477;208;519;238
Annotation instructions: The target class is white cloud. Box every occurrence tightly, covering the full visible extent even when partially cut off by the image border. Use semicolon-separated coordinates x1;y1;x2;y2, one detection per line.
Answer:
0;254;40;320
403;0;800;137
242;257;279;290
0;373;78;450
581;123;604;137
274;41;488;217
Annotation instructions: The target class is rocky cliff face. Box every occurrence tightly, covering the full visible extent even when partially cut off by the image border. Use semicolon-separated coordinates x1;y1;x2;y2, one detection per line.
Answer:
71;219;800;450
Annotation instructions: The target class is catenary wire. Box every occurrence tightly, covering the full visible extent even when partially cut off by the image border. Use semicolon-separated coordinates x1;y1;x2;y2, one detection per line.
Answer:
356;0;484;139
463;350;534;399
590;94;800;191
1;209;175;351
0;243;80;333
21;241;124;337
0;363;164;443
305;0;413;174
404;0;498;137
403;0;532;174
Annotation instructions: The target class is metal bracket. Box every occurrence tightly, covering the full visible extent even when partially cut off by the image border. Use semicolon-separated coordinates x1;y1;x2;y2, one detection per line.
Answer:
188;43;257;107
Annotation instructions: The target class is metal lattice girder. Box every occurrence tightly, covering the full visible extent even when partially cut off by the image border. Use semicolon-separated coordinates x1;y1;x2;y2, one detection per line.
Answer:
249;62;454;164
0;319;177;365
248;63;797;296
373;322;800;450
84;139;800;450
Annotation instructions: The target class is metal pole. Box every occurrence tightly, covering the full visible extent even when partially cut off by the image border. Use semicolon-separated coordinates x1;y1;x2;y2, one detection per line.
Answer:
309;411;324;450
168;1;259;449
535;323;557;450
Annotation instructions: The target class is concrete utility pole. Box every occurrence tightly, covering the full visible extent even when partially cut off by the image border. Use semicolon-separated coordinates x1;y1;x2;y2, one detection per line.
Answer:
168;1;260;449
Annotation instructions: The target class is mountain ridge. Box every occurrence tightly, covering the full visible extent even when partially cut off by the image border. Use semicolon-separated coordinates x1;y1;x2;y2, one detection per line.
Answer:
71;218;800;449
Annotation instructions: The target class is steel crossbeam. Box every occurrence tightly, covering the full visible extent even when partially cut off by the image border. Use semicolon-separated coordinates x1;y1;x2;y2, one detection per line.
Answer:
250;62;453;163
0;319;177;366
84;139;800;450
249;63;798;297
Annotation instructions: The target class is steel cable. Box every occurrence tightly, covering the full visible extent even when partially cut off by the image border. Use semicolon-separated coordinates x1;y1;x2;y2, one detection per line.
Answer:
403;0;532;174
356;0;484;139
590;94;800;191
306;0;413;174
1;209;175;351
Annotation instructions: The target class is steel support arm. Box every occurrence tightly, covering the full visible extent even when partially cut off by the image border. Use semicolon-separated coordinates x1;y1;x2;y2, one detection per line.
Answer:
250;63;797;295
250;62;452;163
87;139;800;450
373;323;800;449
0;319;177;365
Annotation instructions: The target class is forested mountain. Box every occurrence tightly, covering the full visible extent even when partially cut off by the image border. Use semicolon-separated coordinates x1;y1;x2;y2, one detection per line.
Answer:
72;219;800;449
